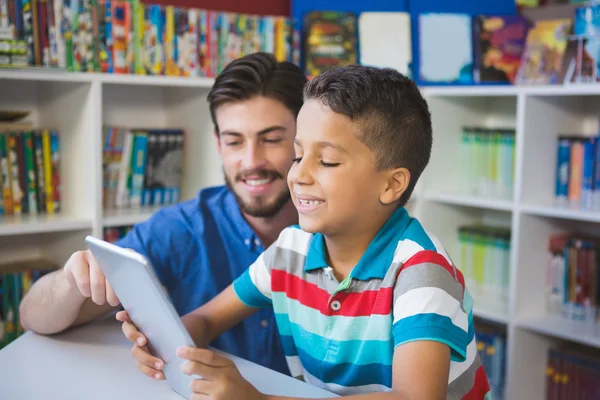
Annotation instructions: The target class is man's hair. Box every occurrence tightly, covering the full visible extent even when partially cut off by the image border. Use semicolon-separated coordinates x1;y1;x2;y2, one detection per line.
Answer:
207;52;307;133
303;65;432;206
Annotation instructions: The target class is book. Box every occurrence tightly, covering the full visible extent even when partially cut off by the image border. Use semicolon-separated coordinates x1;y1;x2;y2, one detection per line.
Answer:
473;15;529;84
302;10;357;79
419;13;473;84
358;12;411;77
516;18;572;85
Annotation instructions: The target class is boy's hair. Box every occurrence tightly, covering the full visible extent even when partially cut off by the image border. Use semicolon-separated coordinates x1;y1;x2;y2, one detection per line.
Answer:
303;65;432;206
207;52;307;133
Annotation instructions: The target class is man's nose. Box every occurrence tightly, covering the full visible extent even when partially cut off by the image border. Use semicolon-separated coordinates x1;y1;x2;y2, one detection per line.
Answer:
242;142;267;170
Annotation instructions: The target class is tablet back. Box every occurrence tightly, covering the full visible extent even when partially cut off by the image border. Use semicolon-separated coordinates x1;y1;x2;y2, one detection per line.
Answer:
85;235;195;399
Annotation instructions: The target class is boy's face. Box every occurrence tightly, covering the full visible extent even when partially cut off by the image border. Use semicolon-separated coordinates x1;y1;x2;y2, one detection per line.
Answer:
216;96;297;218
288;100;394;236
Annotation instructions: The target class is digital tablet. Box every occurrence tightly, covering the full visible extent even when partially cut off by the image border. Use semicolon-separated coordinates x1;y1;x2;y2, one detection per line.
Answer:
85;235;197;399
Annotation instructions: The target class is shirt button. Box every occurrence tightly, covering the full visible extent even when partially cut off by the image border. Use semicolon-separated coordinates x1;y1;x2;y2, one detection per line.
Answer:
260;319;269;328
331;300;341;312
244;239;250;246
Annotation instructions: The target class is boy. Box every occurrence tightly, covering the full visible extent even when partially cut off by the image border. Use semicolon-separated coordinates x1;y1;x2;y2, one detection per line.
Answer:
119;65;491;399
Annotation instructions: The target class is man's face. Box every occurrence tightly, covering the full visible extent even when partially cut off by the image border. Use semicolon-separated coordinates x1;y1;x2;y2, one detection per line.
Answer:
215;96;297;218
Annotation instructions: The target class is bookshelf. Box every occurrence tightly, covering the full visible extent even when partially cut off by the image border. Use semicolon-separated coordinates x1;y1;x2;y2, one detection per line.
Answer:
2;69;600;398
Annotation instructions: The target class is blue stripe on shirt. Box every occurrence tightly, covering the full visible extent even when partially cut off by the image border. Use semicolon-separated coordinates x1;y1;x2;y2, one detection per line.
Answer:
392;313;468;362
232;269;272;308
297;346;392;388
276;318;394;366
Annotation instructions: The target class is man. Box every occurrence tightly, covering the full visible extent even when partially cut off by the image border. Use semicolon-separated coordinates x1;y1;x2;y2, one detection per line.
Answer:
18;52;307;375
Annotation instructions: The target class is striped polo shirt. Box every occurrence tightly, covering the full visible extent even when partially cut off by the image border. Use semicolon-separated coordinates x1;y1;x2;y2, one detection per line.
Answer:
233;207;491;399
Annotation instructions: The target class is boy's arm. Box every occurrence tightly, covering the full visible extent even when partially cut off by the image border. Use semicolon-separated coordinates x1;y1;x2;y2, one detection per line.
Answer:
178;339;450;400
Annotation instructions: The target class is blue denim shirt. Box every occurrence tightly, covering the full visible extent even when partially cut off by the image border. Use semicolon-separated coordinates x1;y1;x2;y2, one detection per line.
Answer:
115;185;289;375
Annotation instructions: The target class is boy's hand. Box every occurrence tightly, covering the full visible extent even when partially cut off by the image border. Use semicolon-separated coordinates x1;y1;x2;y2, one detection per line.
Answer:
177;346;266;400
116;310;166;380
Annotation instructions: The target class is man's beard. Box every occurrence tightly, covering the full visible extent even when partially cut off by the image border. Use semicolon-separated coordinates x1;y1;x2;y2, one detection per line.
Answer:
224;168;291;218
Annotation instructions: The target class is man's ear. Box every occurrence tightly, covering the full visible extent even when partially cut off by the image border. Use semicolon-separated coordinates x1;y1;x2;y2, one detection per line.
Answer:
379;167;410;205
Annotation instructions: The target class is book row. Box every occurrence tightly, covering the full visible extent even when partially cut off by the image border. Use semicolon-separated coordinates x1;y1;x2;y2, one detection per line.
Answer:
475;322;507;400
103;126;183;210
546;234;600;328
0;260;56;348
0;128;61;216
460;127;516;199
546;344;600;400
555;135;600;210
0;0;300;76
458;224;511;307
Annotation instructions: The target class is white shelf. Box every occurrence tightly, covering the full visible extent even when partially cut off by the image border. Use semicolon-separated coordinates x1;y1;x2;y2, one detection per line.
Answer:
103;206;163;228
0;214;92;236
0;68;215;88
0;67;93;83
517;314;600;349
521;203;600;223
524;83;600;96
99;73;215;88
422;85;520;97
473;306;510;325
424;192;514;212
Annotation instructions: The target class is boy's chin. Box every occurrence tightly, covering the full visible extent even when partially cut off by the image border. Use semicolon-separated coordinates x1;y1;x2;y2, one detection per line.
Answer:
298;218;321;234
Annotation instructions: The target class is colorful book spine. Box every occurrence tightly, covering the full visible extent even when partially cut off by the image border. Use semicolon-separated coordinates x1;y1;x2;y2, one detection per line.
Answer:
581;137;596;209
0;134;12;214
23;131;37;214
7;133;21;215
130;0;142;74
142;4;163;76
163;5;175;76
42;129;54;214
555;137;571;205
34;131;46;213
129;131;147;207
568;139;584;205
50;130;60;212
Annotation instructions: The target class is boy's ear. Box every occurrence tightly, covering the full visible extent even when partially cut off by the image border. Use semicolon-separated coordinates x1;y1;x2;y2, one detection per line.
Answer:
380;167;410;205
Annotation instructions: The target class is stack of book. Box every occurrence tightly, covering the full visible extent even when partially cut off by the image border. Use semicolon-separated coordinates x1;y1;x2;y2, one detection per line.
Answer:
0;0;300;76
458;224;511;308
460;127;516;199
0;112;61;216
546;233;599;327
0;259;57;348
102;126;183;210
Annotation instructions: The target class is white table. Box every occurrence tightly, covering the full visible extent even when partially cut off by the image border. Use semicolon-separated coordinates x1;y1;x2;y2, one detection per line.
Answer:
0;316;337;399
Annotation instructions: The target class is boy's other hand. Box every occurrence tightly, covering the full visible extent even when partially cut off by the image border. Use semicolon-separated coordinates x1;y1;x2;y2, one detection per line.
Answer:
116;310;166;380
63;250;120;306
177;346;265;400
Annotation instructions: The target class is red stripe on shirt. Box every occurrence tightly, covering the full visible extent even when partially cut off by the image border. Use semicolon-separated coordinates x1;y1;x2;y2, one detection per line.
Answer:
400;250;465;289
462;365;491;400
271;269;393;316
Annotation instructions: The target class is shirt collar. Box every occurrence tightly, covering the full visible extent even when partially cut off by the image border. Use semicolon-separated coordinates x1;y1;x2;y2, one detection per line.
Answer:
222;188;263;252
304;207;411;280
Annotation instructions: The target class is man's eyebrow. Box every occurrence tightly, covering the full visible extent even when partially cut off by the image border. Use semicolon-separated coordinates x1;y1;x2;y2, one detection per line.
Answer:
220;126;287;137
294;139;348;154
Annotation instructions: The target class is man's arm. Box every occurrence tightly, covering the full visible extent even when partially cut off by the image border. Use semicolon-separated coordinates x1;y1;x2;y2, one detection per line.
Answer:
19;251;119;335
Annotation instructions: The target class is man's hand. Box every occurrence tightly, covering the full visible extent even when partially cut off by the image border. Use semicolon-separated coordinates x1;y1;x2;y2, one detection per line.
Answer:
63;250;120;306
177;346;266;400
116;310;166;380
